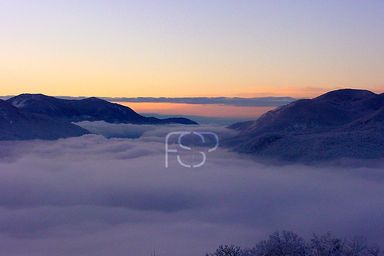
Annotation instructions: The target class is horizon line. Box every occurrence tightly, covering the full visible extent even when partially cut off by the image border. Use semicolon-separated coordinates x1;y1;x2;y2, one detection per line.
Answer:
0;95;297;107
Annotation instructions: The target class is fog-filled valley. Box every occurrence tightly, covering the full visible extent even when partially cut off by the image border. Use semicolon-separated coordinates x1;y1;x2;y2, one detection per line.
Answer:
0;125;383;256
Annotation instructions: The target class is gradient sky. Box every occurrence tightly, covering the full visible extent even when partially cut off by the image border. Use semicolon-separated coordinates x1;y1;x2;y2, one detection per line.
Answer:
0;0;383;97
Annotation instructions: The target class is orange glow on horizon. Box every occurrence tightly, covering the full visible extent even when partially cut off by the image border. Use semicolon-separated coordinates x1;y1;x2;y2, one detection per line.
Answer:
117;102;275;118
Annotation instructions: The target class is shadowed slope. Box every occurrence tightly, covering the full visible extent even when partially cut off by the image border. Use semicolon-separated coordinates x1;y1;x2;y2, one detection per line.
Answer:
0;99;89;140
227;89;384;162
7;94;197;125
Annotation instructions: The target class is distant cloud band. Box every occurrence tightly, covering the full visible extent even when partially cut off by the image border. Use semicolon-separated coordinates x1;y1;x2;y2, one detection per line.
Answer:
0;96;296;107
105;97;296;107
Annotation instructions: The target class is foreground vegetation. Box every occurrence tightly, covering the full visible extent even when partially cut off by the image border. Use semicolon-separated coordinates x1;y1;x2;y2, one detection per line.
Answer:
207;231;380;256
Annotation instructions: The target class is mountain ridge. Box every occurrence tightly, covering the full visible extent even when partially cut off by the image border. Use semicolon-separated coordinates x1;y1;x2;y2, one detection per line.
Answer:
0;99;89;140
7;94;197;125
227;89;384;162
0;94;197;140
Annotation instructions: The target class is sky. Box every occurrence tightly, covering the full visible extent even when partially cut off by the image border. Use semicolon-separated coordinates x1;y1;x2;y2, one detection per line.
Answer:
0;0;383;97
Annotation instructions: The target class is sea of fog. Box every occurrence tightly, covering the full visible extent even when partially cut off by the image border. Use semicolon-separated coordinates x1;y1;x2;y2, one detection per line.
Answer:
0;123;383;256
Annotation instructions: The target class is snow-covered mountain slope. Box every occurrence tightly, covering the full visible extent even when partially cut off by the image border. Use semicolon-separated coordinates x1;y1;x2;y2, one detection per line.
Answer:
227;89;384;162
0;99;89;140
7;94;197;125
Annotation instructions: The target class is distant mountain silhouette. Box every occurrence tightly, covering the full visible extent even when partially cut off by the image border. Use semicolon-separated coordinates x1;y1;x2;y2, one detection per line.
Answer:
227;89;384;162
0;99;89;140
0;94;197;140
7;94;197;125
